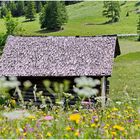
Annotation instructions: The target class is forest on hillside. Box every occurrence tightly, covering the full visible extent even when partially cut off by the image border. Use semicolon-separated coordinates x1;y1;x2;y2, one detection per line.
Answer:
0;1;140;37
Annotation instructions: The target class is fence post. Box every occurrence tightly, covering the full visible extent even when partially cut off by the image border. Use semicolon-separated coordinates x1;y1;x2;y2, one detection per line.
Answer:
101;76;106;108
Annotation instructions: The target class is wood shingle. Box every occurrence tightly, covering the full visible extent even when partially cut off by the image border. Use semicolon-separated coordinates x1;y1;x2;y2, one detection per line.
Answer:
0;35;120;77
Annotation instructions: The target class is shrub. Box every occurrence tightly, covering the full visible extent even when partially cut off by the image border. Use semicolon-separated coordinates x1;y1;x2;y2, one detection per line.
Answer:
0;33;7;47
0;33;7;55
5;11;18;35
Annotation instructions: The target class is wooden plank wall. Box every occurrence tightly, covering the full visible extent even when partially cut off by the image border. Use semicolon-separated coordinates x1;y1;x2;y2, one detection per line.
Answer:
10;76;102;106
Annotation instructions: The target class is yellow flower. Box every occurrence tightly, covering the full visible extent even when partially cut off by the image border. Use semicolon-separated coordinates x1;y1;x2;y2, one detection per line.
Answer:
107;115;111;119
23;132;26;136
28;115;36;119
112;107;118;111
47;132;52;137
10;99;16;106
81;122;85;125
124;110;128;113
94;118;99;122
16;128;20;134
2;127;6;132
43;113;46;116
137;124;140;127
69;113;80;124
135;119;138;122
66;126;71;131
113;125;124;131
111;131;117;136
74;130;80;137
104;124;109;129
97;124;100;127
91;123;96;128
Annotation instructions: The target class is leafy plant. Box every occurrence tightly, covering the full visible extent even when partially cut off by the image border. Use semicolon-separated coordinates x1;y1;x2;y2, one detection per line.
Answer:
43;79;71;105
73;76;100;98
0;76;20;105
0;33;7;55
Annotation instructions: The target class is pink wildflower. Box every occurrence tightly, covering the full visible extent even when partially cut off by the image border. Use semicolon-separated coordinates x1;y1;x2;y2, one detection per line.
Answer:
44;115;53;121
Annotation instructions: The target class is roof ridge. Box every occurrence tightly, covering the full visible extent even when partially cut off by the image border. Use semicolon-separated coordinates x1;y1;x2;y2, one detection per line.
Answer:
9;34;117;38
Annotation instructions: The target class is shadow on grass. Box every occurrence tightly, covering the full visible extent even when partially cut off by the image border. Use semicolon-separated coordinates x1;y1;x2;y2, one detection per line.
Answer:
35;28;64;34
22;19;36;23
84;20;115;26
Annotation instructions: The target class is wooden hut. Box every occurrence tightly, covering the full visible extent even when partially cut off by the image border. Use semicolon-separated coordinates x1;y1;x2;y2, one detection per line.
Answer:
0;35;120;106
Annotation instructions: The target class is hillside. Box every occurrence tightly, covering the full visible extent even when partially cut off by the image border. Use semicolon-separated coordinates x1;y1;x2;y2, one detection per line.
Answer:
0;1;140;36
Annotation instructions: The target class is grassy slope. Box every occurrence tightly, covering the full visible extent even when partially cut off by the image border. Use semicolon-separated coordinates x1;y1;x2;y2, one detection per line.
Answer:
110;52;140;106
0;1;139;104
0;19;6;34
110;36;140;105
0;1;139;36
119;39;140;54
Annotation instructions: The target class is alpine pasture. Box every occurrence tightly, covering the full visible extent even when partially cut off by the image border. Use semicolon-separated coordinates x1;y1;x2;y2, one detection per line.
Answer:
0;1;140;139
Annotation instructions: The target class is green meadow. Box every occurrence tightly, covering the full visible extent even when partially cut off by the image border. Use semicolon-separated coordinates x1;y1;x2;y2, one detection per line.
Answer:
110;39;140;105
0;1;139;36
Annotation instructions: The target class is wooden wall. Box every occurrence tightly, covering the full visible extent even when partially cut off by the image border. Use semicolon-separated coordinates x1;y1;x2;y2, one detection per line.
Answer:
10;76;102;106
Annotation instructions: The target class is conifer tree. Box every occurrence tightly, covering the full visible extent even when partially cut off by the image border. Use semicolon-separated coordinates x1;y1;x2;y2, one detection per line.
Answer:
40;1;68;30
35;1;42;13
25;1;36;21
8;2;17;17
103;1;120;23
0;5;8;18
5;11;18;35
16;1;24;16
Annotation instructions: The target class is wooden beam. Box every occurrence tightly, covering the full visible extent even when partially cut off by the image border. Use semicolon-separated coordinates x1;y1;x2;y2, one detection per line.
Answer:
101;76;106;108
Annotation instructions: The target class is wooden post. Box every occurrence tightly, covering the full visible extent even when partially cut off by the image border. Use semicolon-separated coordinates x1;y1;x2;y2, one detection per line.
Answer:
101;76;106;108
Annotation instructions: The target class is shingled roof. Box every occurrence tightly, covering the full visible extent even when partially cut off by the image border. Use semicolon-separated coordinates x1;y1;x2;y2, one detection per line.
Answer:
0;35;120;77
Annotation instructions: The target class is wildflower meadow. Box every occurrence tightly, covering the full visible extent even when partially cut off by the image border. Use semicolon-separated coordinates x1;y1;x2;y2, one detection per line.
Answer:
0;102;140;139
0;77;140;139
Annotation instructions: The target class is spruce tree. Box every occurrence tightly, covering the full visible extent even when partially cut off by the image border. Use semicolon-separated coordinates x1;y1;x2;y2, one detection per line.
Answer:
16;1;24;16
137;15;140;41
39;1;68;30
103;1;120;23
0;5;8;18
35;1;42;13
25;1;36;21
8;2;17;17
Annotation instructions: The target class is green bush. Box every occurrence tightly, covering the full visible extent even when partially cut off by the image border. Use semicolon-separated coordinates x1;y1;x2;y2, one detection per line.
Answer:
0;33;7;55
5;11;18;35
0;33;7;47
